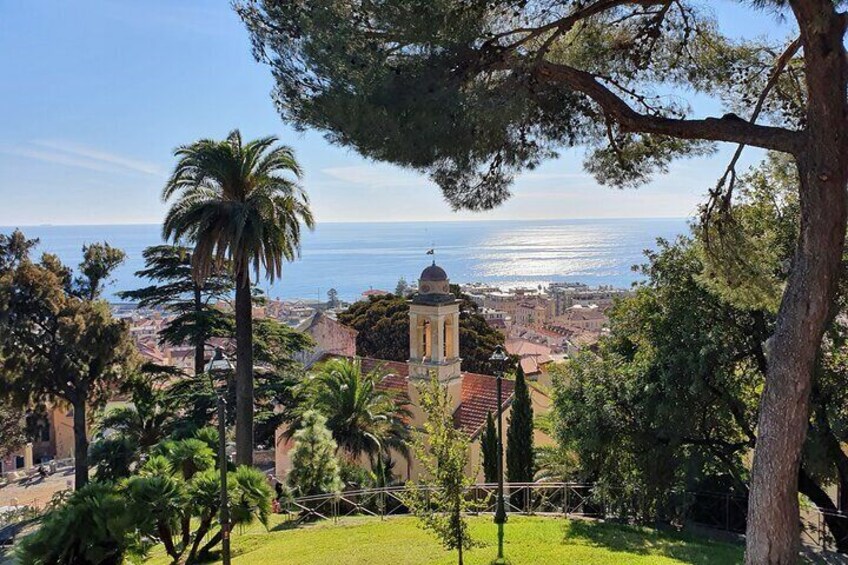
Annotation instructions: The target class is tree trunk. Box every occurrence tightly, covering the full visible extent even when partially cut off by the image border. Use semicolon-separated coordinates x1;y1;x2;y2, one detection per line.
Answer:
72;398;89;489
196;529;223;560
234;265;254;466
185;514;214;564
157;521;180;561
745;6;848;562
194;286;205;376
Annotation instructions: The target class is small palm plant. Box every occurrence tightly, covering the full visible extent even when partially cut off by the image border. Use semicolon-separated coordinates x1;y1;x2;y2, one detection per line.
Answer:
162;130;314;465
130;432;273;564
290;358;412;469
18;430;275;565
16;482;137;565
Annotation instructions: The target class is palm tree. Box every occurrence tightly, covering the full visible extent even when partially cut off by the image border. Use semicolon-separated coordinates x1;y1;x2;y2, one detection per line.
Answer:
162;130;314;466
291;358;412;466
95;372;174;451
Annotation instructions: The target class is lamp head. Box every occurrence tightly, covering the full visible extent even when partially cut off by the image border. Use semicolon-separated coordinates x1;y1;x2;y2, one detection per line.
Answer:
489;344;508;363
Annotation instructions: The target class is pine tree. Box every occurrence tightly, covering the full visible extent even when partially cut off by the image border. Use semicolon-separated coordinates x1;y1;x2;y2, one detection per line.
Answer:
395;277;408;296
480;411;498;484
288;410;342;497
118;245;233;375
327;287;339;307
506;365;534;483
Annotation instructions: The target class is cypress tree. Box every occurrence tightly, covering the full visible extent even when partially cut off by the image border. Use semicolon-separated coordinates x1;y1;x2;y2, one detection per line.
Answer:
480;411;498;483
506;365;534;483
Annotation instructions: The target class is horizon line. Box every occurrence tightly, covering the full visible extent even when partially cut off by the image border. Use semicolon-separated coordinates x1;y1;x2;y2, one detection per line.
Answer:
2;215;695;229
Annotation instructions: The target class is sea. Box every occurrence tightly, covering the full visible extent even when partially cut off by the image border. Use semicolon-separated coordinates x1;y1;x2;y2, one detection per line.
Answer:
2;219;690;302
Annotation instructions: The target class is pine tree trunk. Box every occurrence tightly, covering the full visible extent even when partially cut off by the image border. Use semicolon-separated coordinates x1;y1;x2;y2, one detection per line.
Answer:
744;5;848;559
745;167;847;563
72;398;89;489
234;265;254;466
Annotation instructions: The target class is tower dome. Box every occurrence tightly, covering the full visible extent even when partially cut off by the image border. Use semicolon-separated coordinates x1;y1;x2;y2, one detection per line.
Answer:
414;261;453;303
420;261;447;282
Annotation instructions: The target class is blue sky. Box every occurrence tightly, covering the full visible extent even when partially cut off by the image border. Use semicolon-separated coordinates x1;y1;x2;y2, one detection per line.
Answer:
0;1;794;226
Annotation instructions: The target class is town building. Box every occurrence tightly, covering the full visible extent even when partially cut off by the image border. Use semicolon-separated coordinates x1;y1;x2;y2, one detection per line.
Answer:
293;311;358;366
554;304;608;331
274;262;553;481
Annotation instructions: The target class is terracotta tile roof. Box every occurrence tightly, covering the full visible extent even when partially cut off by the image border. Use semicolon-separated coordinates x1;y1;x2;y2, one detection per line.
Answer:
454;372;515;438
319;355;410;394
505;338;552;357
320;355;514;438
376;372;409;395
359;357;410;378
562;308;607;321
136;342;166;364
361;289;391;297
520;356;545;376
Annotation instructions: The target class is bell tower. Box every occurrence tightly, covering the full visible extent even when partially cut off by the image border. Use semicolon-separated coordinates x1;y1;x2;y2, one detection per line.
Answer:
408;261;462;383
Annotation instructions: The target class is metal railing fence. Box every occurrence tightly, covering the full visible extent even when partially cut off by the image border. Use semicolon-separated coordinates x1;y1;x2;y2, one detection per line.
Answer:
284;482;848;554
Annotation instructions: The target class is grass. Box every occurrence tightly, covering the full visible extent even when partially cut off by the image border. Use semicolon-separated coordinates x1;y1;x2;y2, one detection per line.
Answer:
145;515;743;564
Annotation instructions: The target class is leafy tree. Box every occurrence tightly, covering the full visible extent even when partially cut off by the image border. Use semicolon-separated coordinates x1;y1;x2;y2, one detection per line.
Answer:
395;277;409;297
403;373;476;565
118;245;234;375
0;233;136;488
288;410;343;496
107;432;271;564
337;293;506;374
25;431;275;565
506;365;534;484
0;403;27;461
74;243;126;301
162;130;314;466
553;156;848;546
480;411;498;484
552;235;769;518
239;3;848;560
288;358;411;464
338;294;410;361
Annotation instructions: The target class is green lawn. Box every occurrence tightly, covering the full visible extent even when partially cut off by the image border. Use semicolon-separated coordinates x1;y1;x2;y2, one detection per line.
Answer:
146;515;743;564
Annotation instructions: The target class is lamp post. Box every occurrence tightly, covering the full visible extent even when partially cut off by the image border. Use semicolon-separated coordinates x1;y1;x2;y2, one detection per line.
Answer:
206;347;233;565
489;344;509;565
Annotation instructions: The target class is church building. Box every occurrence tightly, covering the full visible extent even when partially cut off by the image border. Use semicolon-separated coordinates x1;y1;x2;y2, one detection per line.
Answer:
275;262;553;481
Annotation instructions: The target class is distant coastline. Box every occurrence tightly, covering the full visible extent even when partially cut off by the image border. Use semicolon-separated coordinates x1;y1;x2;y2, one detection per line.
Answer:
1;216;694;229
2;218;689;302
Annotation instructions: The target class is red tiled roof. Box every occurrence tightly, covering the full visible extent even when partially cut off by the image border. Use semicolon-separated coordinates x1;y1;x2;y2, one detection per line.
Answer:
321;355;515;437
319;355;410;394
563;308;607;321
453;372;515;438
520;356;542;376
359;357;410;379
505;338;551;357
376;372;409;394
362;289;391;297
